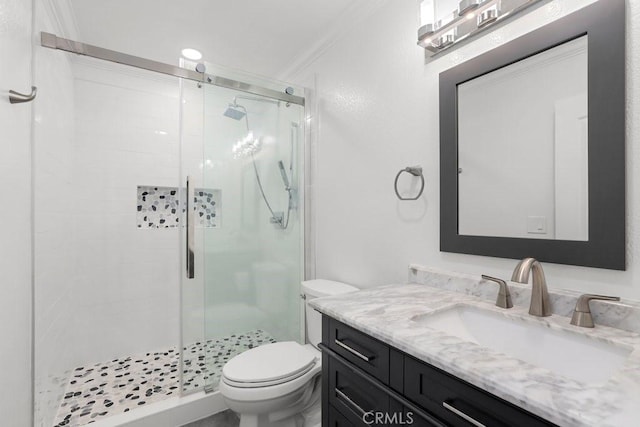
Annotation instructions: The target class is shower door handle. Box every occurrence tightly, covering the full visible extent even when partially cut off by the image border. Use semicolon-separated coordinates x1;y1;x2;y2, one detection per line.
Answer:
186;176;195;279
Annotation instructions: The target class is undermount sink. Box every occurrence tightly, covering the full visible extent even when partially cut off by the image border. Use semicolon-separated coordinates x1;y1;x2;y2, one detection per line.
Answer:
411;305;632;385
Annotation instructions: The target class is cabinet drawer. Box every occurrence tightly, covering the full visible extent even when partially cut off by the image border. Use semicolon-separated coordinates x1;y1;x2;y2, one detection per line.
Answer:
328;355;390;426
404;357;556;427
328;318;390;383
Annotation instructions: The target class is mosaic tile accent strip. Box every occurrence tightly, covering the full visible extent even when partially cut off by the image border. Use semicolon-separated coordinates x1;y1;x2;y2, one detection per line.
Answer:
137;186;181;229
52;330;276;427
136;186;221;229
194;189;221;229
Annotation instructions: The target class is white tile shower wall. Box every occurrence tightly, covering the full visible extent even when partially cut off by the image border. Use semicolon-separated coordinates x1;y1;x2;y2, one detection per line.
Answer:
0;0;33;425
290;0;640;300
69;58;182;367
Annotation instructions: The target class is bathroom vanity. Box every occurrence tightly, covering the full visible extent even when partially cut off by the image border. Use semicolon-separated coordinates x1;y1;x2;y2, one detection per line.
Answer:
320;316;555;426
311;267;640;427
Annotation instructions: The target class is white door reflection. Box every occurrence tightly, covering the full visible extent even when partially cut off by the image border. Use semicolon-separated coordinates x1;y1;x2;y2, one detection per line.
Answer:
457;35;588;241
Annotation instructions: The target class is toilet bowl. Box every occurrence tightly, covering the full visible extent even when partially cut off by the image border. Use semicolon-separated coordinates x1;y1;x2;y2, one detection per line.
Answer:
219;342;321;427
219;280;358;427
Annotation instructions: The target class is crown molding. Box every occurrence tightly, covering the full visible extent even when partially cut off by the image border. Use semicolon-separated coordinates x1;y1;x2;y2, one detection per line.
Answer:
277;0;391;81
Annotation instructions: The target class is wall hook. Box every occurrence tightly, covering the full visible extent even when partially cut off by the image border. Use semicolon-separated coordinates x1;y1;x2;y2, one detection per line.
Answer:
9;86;37;104
394;166;425;200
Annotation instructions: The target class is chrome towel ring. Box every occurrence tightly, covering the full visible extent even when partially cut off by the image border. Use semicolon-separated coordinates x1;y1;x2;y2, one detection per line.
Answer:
394;166;425;201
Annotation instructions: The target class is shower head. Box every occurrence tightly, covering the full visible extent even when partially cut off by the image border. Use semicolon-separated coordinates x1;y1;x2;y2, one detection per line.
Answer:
278;160;291;190
223;104;246;120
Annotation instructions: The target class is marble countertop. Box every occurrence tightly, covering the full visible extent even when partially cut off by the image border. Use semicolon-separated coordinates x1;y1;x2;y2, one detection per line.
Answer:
310;283;640;427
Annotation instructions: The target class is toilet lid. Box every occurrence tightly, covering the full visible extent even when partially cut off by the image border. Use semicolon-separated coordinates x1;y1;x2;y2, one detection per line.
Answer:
223;342;317;385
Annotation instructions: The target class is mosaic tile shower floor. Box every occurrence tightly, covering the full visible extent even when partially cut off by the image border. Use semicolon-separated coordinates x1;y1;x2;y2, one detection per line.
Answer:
53;330;276;427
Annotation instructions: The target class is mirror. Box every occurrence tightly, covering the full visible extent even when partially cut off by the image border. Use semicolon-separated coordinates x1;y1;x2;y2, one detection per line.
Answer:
439;0;625;270
458;36;588;241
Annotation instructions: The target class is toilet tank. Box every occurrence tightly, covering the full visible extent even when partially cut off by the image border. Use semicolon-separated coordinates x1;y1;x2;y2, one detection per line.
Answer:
302;280;358;348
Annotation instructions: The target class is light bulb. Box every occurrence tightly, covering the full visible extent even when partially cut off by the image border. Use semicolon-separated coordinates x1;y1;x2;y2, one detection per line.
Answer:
181;48;202;60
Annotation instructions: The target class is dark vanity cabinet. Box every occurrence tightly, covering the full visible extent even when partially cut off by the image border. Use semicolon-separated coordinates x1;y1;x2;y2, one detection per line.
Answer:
321;316;557;427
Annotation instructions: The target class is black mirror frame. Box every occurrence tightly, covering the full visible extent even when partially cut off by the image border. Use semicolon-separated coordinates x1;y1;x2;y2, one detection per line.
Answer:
439;0;626;270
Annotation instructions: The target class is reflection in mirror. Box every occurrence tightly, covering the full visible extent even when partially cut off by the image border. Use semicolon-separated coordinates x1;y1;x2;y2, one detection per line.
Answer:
457;35;588;241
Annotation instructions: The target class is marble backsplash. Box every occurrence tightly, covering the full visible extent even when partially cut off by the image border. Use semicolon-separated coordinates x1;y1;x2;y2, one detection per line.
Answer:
409;264;640;334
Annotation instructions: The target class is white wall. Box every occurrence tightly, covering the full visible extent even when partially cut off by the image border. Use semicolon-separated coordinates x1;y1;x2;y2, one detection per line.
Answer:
290;0;640;300
0;0;34;425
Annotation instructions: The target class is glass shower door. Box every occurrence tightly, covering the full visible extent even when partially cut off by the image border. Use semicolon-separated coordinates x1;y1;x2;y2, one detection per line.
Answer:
200;82;305;391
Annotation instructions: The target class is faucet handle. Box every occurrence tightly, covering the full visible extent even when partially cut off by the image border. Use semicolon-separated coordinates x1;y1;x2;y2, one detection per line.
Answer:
570;294;620;328
481;275;513;309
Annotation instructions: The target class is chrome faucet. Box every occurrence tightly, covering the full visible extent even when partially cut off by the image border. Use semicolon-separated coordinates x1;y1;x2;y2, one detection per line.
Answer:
570;294;620;328
511;258;552;317
481;275;513;309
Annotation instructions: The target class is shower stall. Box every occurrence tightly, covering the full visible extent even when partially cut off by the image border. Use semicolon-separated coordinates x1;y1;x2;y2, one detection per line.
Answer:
32;27;307;427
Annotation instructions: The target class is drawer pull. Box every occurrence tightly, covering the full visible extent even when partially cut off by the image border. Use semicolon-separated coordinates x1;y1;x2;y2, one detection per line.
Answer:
335;388;366;416
443;401;486;427
334;339;372;362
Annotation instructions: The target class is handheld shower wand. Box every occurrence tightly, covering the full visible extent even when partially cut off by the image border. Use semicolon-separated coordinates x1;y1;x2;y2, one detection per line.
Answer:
278;160;291;191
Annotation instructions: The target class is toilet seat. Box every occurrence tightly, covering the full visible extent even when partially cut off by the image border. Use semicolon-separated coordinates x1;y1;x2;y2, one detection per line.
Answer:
222;342;318;388
219;343;322;403
223;363;315;388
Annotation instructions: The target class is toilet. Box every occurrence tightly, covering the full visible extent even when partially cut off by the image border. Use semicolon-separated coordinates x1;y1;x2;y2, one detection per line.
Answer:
219;279;358;427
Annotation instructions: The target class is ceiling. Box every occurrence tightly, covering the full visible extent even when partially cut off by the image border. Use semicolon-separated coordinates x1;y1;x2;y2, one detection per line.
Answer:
69;0;365;79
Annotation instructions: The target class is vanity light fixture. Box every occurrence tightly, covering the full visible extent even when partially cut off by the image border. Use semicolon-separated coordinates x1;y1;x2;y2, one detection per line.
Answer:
181;48;202;60
418;0;436;45
478;8;499;27
417;0;546;57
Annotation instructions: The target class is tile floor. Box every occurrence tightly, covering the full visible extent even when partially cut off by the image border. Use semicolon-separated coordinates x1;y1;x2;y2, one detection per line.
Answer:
52;330;276;426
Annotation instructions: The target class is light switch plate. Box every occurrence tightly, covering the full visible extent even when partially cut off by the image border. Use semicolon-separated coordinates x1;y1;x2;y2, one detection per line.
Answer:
527;216;547;234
